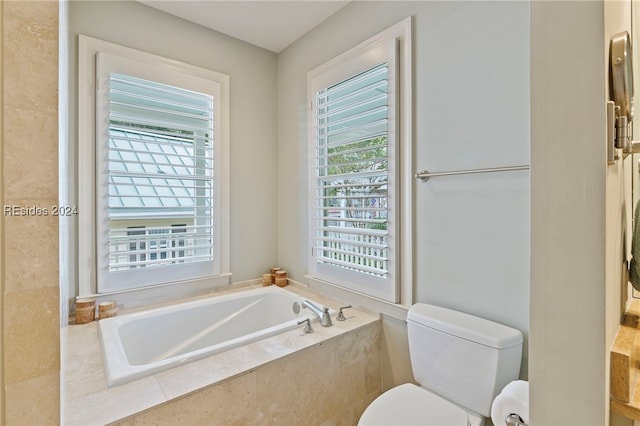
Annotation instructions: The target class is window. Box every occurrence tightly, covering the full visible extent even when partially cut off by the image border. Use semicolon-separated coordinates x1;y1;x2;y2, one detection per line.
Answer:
79;36;230;295
307;20;412;303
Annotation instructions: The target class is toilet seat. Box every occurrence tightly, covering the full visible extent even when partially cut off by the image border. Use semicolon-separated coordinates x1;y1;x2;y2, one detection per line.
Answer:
358;383;483;426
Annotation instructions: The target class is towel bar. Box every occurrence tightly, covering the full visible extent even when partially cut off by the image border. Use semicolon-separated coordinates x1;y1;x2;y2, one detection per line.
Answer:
415;165;530;182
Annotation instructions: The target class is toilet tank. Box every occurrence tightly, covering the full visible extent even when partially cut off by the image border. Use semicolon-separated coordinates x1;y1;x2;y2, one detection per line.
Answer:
407;304;523;418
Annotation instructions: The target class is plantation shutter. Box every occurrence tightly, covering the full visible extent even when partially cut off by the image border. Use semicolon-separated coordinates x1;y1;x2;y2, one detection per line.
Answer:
309;39;398;302
96;52;221;292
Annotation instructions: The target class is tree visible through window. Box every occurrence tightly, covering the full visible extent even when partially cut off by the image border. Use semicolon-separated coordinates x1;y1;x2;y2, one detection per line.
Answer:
314;63;390;280
307;20;411;303
325;135;388;232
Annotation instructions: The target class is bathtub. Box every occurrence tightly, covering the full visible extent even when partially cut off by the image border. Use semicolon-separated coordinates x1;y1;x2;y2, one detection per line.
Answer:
98;285;330;386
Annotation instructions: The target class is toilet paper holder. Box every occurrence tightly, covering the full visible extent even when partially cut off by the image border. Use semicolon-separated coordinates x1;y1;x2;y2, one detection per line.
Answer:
505;414;528;426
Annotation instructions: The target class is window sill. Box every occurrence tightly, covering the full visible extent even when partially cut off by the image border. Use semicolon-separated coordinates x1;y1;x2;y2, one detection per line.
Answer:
76;273;232;314
303;275;409;322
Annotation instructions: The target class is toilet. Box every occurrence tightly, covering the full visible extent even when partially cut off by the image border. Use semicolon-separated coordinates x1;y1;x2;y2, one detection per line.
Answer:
359;303;523;426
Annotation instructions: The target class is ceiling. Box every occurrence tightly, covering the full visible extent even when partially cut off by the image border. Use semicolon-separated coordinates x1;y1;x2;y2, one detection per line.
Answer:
139;1;350;53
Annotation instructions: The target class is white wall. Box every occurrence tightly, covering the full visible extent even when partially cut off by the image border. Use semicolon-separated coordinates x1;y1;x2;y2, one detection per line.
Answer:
277;0;530;382
530;1;611;424
66;1;278;301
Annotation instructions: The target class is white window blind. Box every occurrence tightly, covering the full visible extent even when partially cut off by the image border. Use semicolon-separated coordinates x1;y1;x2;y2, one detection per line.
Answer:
314;63;389;274
95;52;226;292
309;37;401;302
107;73;214;270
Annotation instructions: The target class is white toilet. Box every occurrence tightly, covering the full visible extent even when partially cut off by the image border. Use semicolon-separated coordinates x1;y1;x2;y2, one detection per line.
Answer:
359;303;523;426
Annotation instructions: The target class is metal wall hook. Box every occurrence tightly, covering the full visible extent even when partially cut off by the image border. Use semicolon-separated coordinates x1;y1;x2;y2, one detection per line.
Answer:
608;31;636;163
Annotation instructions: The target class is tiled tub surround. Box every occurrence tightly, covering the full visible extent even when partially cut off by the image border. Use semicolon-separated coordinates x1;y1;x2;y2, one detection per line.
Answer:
63;283;382;425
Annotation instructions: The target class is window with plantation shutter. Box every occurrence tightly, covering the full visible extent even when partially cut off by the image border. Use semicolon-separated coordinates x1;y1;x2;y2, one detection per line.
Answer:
91;49;230;293
308;21;411;303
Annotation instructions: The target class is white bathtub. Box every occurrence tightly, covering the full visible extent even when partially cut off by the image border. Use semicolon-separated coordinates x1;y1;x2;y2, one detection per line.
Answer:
98;285;329;386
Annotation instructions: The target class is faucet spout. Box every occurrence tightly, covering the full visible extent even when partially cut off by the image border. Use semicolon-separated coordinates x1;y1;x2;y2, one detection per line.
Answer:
302;300;332;327
302;300;323;320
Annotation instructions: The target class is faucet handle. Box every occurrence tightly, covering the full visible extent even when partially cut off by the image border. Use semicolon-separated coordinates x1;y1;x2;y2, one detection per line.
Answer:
336;305;353;321
297;318;314;333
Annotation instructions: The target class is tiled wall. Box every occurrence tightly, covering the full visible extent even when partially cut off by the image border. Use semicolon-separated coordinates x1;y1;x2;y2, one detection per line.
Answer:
2;1;60;424
113;322;381;426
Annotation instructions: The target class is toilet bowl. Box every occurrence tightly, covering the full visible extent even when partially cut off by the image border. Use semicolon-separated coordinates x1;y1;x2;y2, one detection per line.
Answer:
358;383;483;426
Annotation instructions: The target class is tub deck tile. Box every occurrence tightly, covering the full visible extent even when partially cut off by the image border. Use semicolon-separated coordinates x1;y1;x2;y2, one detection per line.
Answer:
63;283;381;425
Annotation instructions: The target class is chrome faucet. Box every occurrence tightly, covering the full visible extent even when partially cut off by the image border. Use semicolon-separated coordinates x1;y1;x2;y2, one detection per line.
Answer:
302;300;333;327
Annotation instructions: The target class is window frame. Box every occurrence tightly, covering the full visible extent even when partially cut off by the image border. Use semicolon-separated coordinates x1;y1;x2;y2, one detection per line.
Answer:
78;35;230;297
306;18;413;305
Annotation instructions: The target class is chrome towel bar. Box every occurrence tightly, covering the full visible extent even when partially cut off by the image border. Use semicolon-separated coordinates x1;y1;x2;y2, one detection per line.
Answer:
415;165;530;182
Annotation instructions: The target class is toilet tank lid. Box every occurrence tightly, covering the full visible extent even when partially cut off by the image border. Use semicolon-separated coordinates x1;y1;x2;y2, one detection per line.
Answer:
407;304;523;349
